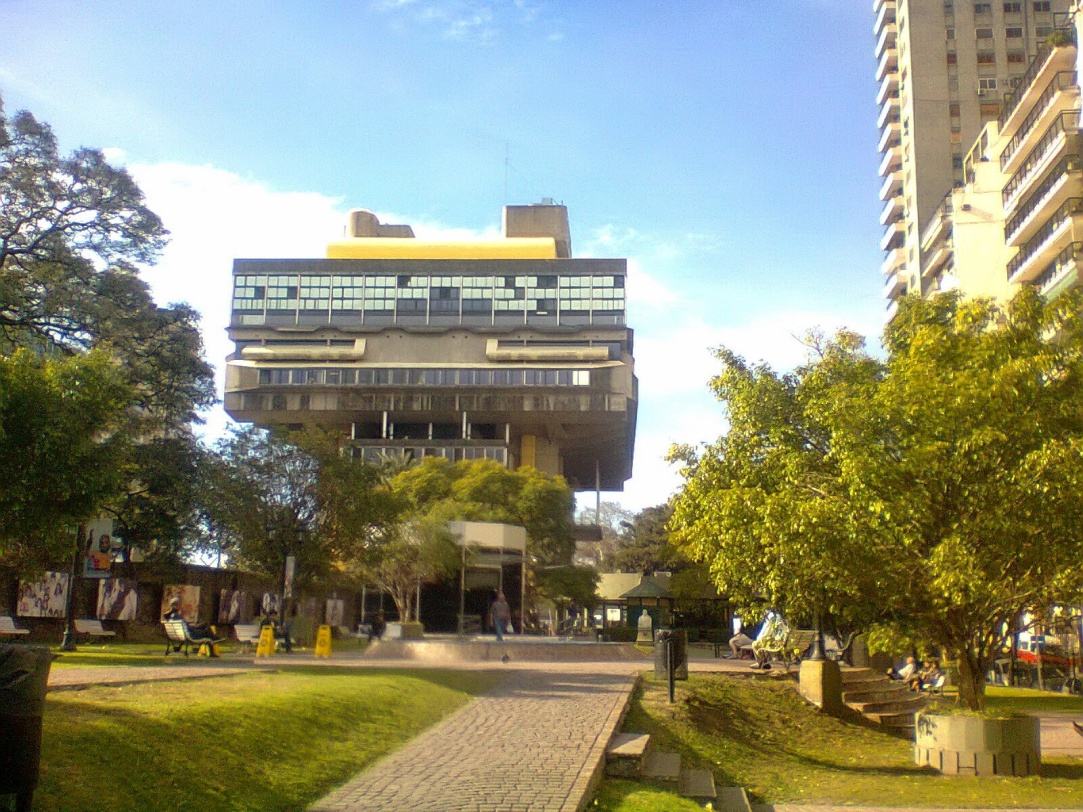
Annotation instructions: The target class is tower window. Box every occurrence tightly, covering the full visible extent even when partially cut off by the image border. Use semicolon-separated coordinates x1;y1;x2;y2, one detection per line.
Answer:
1004;1;1021;11
973;2;992;13
976;27;994;38
1006;26;1023;37
1034;1;1051;11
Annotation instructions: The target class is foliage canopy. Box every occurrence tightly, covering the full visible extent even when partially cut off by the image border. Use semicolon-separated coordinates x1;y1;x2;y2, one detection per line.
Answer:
669;290;1083;708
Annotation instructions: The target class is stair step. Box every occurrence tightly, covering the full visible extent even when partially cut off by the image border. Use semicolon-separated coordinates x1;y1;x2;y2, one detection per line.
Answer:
873;711;920;727
642;750;681;781
839;667;876;682
847;696;927;715
605;732;651;778
842;686;914;704
679;767;716;800
716;786;754;812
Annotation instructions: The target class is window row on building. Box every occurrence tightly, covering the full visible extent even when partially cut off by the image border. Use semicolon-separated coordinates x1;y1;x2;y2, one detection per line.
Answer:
233;273;625;313
232;390;620;415
255;366;593;387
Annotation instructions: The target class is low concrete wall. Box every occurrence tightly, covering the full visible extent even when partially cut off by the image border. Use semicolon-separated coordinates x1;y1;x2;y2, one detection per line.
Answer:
364;638;650;663
915;712;1040;776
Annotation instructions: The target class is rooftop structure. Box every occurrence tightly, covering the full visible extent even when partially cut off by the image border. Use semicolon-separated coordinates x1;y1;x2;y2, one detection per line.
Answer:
224;203;637;491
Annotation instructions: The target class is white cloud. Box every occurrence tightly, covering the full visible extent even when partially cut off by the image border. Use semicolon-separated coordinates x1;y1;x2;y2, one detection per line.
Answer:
369;0;553;42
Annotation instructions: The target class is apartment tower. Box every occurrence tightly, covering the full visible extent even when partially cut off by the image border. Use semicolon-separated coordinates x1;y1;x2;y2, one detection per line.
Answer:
876;0;1071;314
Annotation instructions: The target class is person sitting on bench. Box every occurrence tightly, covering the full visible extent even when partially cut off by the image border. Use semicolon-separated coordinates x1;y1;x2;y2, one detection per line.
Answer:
163;597;218;656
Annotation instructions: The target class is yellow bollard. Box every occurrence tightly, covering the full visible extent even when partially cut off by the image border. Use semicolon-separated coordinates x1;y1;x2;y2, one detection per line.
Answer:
315;624;332;658
255;625;276;657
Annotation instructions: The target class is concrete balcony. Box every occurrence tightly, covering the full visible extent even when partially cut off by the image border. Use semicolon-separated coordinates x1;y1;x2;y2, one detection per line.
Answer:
921;243;953;280
999;40;1077;140
880;220;905;251
879;144;902;177
998;71;1079;176
349;440;510;467
1006;200;1083;284
878;121;901;153
876;72;899;106
877;94;901;130
919;191;953;252
880;194;904;225
1035;242;1083;297
873;0;896;35
1002;113;1080;217
875;26;897;60
881;247;906;276
882;270;907;300
880;169;903;201
1005;162;1082;246
876;47;898;83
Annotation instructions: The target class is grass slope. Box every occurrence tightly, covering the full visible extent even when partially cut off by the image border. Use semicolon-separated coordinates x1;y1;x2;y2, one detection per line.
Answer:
34;667;498;812
595;673;1083;810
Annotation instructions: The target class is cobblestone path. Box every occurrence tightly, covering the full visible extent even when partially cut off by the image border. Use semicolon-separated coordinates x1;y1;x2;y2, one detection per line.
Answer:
308;668;638;812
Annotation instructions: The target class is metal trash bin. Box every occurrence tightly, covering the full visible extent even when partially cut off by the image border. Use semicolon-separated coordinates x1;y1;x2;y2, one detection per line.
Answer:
653;629;688;680
0;645;54;812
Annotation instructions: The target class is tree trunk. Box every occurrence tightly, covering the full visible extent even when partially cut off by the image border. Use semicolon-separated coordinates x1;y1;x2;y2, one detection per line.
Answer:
955;647;987;711
390;585;413;623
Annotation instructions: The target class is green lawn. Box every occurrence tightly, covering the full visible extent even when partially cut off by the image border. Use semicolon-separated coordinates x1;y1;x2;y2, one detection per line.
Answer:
594;674;1083;811
33;666;499;812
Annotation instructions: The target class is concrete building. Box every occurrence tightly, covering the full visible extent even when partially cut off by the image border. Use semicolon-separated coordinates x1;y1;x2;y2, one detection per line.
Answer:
875;0;1072;315
224;202;637;493
919;8;1082;300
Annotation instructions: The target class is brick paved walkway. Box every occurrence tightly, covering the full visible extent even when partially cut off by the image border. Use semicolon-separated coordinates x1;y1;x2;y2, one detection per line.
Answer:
308;668;638;812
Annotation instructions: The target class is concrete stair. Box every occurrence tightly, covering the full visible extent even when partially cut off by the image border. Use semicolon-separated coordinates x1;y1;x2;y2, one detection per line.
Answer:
841;667;926;734
605;730;751;809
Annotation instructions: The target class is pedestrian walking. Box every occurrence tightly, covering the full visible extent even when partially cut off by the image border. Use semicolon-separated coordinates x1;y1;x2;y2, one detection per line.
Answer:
490;592;511;641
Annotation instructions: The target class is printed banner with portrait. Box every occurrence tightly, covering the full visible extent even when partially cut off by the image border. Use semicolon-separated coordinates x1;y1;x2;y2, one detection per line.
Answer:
17;572;70;618
161;585;201;624
82;517;118;579
97;578;138;621
218;589;252;624
325;598;344;627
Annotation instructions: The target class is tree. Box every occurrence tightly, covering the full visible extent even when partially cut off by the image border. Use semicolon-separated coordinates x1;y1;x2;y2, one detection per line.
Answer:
0;95;215;567
0;94;214;427
612;504;687;575
0;350;134;568
389;457;575;566
199;427;327;589
670;290;1083;710
574;500;632;569
534;565;599;625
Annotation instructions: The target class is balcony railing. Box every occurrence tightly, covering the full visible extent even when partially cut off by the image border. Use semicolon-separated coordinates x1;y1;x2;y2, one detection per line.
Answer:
920;190;954;248
999;71;1077;171
1006;197;1083;282
999;28;1076;129
1002;111;1080;208
1005;162;1081;243
1030;241;1083;291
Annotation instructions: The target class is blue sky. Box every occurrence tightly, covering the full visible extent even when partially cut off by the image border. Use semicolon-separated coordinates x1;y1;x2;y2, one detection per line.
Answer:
1;0;885;511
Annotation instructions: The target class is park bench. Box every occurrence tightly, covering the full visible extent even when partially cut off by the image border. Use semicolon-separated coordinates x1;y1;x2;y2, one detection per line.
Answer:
162;618;224;657
74;618;116;640
751;628;818;668
0;616;30;637
706;628;729;658
233;623;262;652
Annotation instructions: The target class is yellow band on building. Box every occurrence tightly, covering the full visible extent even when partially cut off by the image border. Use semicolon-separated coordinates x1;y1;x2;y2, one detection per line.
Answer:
326;238;558;260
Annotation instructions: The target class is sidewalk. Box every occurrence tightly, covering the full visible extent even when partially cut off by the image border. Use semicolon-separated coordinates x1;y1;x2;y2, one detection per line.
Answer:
308;666;639;812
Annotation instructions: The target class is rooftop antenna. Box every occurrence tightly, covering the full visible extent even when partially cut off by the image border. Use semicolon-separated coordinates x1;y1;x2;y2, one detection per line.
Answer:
504;141;509;205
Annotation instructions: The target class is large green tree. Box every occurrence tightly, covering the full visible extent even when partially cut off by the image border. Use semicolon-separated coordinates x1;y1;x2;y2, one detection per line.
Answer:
0;96;215;566
670;290;1083;709
0;350;134;568
0;97;214;427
